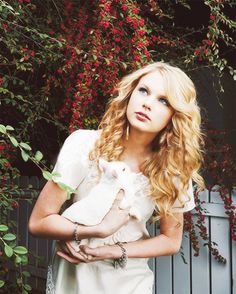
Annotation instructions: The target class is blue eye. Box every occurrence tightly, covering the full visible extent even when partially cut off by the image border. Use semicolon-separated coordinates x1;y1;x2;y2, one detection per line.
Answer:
138;87;148;95
159;97;170;106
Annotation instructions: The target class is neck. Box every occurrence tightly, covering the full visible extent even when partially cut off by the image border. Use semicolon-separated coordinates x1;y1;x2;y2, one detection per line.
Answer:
122;127;157;158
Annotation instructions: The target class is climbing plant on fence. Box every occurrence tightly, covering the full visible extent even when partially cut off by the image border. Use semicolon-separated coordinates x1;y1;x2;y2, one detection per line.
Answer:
0;0;236;292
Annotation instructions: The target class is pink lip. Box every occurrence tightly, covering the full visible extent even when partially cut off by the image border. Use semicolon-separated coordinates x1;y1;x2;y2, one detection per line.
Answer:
135;112;151;121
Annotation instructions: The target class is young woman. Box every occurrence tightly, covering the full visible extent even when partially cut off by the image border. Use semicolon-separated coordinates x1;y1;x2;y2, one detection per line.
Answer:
29;62;205;294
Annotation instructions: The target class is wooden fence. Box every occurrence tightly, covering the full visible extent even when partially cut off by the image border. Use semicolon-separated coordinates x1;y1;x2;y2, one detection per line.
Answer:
6;176;236;293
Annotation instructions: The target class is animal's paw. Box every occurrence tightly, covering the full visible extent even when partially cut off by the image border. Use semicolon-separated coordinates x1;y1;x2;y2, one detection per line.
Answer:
119;199;130;210
129;207;142;221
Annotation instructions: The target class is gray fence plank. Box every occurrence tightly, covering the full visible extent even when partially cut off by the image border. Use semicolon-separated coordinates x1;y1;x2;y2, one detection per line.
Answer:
210;189;231;294
173;232;191;294
192;190;210;294
155;250;173;294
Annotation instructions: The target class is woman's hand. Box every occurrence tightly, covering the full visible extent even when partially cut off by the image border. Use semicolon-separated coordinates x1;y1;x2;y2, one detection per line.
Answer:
97;189;130;238
56;242;120;264
56;241;90;264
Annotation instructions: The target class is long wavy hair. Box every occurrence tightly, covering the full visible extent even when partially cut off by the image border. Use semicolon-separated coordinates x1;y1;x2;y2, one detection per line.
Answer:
89;62;205;220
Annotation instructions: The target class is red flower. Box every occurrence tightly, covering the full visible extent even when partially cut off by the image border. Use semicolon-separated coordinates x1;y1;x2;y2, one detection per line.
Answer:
139;19;145;27
114;47;121;54
12;201;18;209
144;50;150;58
102;21;110;29
2;23;8;30
137;30;146;36
104;3;111;12
137;41;145;49
206;40;213;46
132;7;140;14
122;4;128;11
210;14;215;21
133;55;141;61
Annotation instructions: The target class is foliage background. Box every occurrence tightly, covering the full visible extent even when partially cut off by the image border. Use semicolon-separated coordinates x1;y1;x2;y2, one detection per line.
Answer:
0;0;236;292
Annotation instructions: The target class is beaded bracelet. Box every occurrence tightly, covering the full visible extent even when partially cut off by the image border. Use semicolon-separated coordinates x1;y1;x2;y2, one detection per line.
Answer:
113;242;127;269
74;223;81;246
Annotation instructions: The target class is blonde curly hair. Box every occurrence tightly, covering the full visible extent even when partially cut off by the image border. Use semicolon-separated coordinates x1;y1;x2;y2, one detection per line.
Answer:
89;61;205;220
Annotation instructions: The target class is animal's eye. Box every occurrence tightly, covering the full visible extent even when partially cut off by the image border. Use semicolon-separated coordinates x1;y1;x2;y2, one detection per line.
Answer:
122;168;126;171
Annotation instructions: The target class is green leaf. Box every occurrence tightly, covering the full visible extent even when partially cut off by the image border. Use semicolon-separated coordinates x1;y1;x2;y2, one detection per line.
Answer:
20;255;28;264
92;54;97;60
0;125;6;134
15;255;22;264
21;150;29;162
24;284;32;291
3;233;16;241
9;136;18;147
0;224;8;231
35;150;43;161
0;280;5;288
19;142;32;151
5;125;14;131
51;172;61;178
4;244;13;257
122;62;127;69
42;170;52;181
13;246;28;255
22;271;31;277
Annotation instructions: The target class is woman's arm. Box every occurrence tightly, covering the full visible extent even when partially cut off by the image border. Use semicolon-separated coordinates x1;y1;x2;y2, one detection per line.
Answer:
57;212;184;264
113;212;184;258
28;181;129;240
28;180;100;240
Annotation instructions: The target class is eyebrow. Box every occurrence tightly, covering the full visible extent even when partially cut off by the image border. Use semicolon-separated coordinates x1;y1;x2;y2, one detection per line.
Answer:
139;83;168;99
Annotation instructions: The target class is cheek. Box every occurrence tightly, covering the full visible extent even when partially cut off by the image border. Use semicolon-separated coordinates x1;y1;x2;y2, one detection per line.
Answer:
154;106;173;124
126;96;136;116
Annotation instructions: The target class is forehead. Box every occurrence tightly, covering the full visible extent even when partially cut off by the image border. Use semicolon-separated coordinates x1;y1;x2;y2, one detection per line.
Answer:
138;71;167;96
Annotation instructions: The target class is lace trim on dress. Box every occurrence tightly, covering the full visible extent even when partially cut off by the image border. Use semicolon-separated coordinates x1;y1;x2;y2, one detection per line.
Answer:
46;265;55;294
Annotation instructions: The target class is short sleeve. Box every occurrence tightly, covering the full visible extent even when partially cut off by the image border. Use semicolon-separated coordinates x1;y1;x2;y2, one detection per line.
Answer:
170;178;195;213
51;129;98;190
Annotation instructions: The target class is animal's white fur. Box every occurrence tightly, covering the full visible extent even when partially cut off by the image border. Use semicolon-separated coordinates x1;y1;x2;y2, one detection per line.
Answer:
61;158;143;250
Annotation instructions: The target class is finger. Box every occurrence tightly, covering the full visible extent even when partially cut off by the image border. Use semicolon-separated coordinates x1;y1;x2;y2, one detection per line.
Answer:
57;251;82;264
80;245;99;258
115;189;124;201
65;242;88;262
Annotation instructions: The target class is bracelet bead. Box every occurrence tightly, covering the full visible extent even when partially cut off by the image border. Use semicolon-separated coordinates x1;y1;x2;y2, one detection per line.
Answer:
74;223;81;246
113;242;127;269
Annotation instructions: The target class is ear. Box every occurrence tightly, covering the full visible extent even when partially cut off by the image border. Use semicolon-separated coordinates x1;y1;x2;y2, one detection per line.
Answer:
98;158;108;172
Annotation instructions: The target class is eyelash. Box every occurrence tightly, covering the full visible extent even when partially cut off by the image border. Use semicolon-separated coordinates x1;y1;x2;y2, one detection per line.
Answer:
138;87;170;106
138;87;148;95
159;97;170;106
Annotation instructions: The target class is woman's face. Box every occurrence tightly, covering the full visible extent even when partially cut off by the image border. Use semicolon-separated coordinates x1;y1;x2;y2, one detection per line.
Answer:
126;71;174;134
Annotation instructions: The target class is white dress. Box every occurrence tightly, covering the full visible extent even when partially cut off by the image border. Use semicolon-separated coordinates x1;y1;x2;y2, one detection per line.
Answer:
46;129;196;294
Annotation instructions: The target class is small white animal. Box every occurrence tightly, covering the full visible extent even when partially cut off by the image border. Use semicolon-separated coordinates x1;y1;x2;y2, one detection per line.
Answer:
60;158;142;251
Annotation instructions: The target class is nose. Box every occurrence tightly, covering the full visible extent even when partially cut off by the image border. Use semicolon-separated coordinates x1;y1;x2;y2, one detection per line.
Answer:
142;102;151;111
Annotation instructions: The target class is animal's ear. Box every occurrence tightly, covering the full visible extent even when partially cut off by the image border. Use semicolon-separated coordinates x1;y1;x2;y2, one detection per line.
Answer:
98;158;108;172
111;170;118;179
